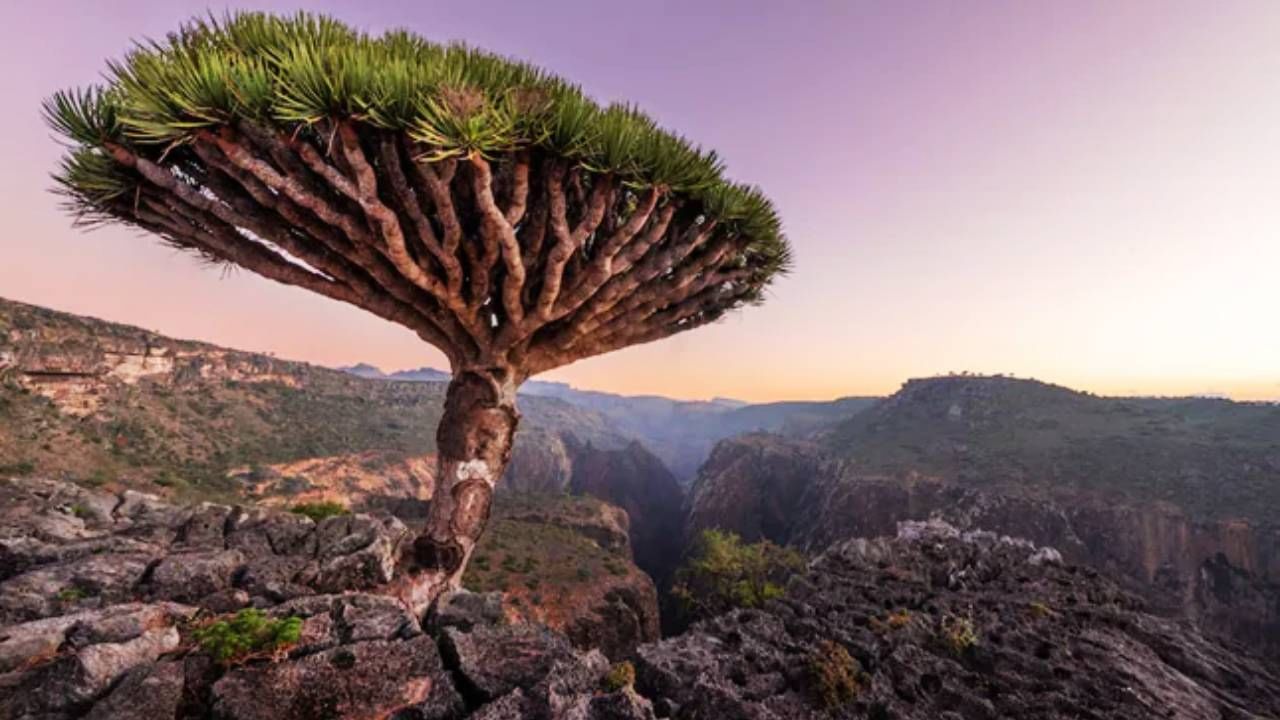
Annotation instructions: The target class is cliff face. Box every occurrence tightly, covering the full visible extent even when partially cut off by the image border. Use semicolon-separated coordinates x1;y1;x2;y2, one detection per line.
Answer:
687;432;1280;659
567;440;686;586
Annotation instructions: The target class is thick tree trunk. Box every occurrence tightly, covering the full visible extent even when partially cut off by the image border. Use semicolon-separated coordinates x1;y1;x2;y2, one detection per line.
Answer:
392;367;519;615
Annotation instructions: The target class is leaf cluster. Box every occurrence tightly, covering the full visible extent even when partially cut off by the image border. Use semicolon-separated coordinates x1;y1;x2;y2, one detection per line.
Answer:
43;11;789;280
193;608;303;665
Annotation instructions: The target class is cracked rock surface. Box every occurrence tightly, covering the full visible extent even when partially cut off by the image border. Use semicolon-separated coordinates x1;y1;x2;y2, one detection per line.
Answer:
2;478;1277;719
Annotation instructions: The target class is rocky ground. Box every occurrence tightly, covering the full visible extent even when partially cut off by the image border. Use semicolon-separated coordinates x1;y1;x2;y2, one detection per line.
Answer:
636;520;1280;719
688;433;1280;661
2;477;1278;719
0;477;658;719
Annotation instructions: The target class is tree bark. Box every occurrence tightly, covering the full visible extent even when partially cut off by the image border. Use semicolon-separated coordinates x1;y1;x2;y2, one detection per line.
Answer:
393;367;519;615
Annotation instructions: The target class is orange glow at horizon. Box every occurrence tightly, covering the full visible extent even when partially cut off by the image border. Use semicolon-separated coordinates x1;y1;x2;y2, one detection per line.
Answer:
2;1;1279;404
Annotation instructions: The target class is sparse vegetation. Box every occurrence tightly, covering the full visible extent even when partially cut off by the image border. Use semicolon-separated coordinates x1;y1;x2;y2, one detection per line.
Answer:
193;609;303;665
1029;601;1053;619
290;501;349;522
806;640;861;708
671;529;805;623
886;609;912;629
56;587;88;602
603;661;636;692
940;614;979;655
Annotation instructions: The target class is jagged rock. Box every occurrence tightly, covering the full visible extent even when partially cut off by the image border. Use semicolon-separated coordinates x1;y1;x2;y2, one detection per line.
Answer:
312;514;410;593
467;689;531;720
210;636;453;720
335;593;421;642
430;589;505;633
442;624;584;703
634;532;1280;719
83;660;185;720
175;504;233;549
0;623;180;719
145;549;246;603
582;689;658;720
0;552;155;624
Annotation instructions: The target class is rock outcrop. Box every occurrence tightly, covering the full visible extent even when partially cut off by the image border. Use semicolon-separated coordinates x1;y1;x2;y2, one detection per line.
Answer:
687;433;1280;660
635;521;1280;719
3;477;1278;719
0;477;659;720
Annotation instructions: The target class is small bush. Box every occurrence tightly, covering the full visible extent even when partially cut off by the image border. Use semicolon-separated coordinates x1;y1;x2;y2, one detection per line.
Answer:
471;555;490;571
807;640;860;708
69;503;91;519
576;566;592;581
670;529;805;623
290;501;349;522
1028;601;1053;619
602;661;636;692
886;609;911;629
56;587;88;602
194;609;303;665
0;460;36;476
940;614;979;655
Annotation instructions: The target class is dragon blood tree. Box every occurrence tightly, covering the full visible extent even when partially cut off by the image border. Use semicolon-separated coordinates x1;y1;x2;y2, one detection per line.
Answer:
45;12;791;612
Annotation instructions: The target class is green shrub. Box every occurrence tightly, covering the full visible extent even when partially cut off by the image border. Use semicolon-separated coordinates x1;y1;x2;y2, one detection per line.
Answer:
0;460;36;475
194;609;303;665
807;640;861;708
56;587;88;602
602;661;636;692
576;566;592;581
886;609;912;629
670;529;805;623
1028;601;1053;619
289;501;349;522
940;614;979;655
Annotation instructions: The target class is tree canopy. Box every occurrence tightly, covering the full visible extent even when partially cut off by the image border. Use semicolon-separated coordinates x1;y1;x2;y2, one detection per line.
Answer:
44;11;790;376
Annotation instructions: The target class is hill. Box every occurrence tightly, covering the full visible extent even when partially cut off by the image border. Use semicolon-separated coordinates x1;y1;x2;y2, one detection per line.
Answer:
826;375;1280;521
0;296;627;502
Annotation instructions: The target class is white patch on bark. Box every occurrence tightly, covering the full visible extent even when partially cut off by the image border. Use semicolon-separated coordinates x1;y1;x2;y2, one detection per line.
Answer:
455;459;493;485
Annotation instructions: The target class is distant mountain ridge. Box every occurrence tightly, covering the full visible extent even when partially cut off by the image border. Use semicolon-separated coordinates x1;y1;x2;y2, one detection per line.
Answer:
341;362;878;481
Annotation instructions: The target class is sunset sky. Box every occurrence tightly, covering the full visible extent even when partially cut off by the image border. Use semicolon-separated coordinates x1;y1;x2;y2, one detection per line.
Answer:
3;1;1279;402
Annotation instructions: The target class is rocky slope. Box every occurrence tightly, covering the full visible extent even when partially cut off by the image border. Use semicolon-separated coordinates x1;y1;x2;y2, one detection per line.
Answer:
0;297;632;501
0;476;657;669
635;520;1280;719
4;478;1276;719
686;377;1280;659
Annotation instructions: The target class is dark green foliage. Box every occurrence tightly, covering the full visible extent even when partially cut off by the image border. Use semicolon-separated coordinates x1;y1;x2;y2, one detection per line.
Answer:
56;587;89;602
806;640;861;708
45;11;789;280
290;500;348;522
671;529;805;623
602;661;636;692
193;609;303;665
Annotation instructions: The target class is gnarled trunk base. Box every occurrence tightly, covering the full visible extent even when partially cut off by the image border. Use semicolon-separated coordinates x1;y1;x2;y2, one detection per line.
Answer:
390;367;518;616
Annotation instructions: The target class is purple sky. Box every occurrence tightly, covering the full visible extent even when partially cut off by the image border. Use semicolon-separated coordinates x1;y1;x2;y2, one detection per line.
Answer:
3;1;1279;401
